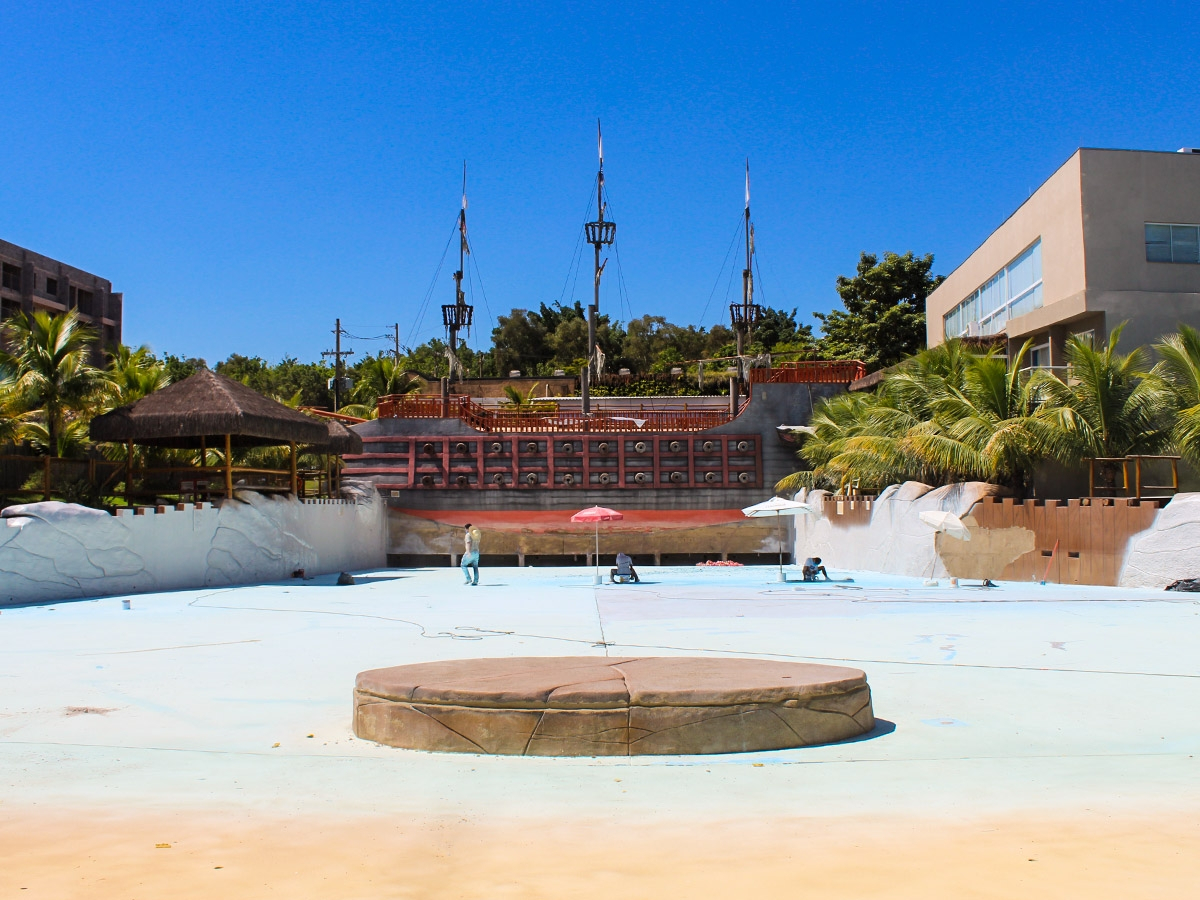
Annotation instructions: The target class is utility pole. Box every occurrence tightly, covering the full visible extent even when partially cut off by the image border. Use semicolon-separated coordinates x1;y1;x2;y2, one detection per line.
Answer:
393;323;400;364
442;162;473;384
730;159;762;381
583;120;616;415
321;318;355;411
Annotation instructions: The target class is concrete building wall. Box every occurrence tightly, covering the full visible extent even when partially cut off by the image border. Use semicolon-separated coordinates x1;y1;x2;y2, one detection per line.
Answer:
927;152;1086;346
0;238;123;355
927;148;1200;357
1078;149;1200;351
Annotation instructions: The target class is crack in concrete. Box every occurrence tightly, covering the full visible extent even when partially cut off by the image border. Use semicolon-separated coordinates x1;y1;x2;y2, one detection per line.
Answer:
410;705;488;753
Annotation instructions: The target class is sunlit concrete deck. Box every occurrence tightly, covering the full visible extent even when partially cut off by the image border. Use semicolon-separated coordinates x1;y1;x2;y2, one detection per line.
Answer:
2;566;1199;897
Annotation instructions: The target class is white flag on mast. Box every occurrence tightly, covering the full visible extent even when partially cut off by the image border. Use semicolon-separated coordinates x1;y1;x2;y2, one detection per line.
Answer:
745;159;750;209
597;119;604;167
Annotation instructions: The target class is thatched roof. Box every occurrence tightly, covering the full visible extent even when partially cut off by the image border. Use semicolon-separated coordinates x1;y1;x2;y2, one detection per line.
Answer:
89;368;330;449
309;417;363;455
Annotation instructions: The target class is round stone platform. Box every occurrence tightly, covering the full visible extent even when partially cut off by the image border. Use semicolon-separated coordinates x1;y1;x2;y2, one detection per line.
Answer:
353;656;874;756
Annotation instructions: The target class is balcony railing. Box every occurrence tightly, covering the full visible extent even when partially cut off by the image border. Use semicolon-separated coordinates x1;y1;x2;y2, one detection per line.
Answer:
747;360;867;384
377;393;742;432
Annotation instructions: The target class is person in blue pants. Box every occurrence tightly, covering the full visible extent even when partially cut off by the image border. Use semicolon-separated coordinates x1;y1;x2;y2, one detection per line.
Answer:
461;523;480;585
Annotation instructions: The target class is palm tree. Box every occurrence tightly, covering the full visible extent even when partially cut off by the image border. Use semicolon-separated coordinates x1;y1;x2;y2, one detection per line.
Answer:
921;340;1062;494
1154;323;1200;466
777;339;1064;497
106;344;170;408
0;310;107;457
1034;324;1173;463
352;356;423;407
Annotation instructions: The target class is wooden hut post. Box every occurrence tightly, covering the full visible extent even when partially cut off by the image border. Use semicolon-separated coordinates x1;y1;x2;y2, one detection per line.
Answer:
125;439;134;505
289;441;298;496
224;434;233;499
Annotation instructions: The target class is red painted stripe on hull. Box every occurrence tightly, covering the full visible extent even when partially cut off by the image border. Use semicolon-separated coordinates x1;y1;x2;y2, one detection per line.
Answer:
393;508;748;530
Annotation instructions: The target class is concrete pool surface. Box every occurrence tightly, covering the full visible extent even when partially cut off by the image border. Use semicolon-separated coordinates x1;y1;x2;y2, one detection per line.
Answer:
2;566;1198;897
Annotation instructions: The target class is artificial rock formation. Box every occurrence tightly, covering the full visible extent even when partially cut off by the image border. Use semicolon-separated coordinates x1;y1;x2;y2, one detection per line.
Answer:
354;656;874;756
0;492;385;605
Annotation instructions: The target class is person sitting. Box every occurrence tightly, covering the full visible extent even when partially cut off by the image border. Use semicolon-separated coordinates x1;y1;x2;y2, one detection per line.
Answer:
610;552;640;584
802;557;829;581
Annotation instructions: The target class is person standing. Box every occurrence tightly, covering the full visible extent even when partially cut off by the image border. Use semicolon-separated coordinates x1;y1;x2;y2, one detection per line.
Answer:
461;523;480;585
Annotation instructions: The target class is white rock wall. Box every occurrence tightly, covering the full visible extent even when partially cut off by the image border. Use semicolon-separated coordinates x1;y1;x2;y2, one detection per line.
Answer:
1119;492;1200;588
0;490;386;606
793;482;1005;579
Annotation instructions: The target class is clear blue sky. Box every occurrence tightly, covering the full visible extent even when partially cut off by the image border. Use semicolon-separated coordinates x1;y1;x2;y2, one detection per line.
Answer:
3;1;1197;365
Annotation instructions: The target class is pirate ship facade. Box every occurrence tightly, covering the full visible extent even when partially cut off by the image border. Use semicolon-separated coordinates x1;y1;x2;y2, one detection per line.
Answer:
344;138;864;565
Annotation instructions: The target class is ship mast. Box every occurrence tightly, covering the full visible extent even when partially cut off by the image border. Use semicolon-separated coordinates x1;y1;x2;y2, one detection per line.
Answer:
442;162;473;383
582;121;616;414
731;159;762;379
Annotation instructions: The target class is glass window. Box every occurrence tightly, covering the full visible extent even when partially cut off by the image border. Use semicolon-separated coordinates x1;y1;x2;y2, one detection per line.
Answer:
1171;225;1199;264
1146;223;1200;263
942;240;1042;340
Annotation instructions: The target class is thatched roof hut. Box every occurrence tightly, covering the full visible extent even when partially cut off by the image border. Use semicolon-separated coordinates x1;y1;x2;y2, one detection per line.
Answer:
90;368;328;449
310;417;363;456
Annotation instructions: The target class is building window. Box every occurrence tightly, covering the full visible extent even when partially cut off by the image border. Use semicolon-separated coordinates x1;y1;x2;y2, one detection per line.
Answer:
943;240;1043;339
1;263;21;291
1146;223;1200;263
76;289;93;316
1028;341;1051;368
45;277;58;296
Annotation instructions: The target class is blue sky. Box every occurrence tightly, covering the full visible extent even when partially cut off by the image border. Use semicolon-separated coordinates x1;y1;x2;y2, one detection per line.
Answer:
3;1;1198;365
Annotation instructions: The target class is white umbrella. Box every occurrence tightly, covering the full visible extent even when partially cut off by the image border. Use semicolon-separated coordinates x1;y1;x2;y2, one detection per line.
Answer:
918;510;971;583
918;510;971;541
742;497;814;581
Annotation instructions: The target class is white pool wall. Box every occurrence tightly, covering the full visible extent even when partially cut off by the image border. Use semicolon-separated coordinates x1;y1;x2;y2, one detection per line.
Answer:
0;490;386;606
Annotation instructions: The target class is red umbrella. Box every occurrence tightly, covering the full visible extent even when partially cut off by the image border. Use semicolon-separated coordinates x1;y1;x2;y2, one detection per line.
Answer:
571;506;624;582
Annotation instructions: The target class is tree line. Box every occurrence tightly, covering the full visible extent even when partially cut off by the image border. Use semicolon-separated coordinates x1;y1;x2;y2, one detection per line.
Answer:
0;249;938;460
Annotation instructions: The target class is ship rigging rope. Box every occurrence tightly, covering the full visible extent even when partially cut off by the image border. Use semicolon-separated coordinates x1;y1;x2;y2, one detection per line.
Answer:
405;218;459;350
594;189;635;323
556;177;598;310
463;231;495;336
698;214;745;327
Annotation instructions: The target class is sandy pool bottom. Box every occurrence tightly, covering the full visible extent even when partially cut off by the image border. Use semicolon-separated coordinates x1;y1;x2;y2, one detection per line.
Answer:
3;807;1198;899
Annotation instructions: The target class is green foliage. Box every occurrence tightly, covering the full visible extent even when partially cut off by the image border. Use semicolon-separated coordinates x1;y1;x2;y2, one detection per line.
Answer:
0;310;107;457
351;355;424;407
815;251;944;371
1033;325;1172;460
107;345;170;408
162;354;205;384
215;354;333;408
778;328;1182;497
1155;323;1200;467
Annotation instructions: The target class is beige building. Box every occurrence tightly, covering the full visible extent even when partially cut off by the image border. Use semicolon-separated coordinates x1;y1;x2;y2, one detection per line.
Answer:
927;148;1200;366
0;238;123;356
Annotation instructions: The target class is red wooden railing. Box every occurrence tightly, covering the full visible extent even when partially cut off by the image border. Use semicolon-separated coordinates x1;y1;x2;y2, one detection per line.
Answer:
747;360;866;384
377;393;740;433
